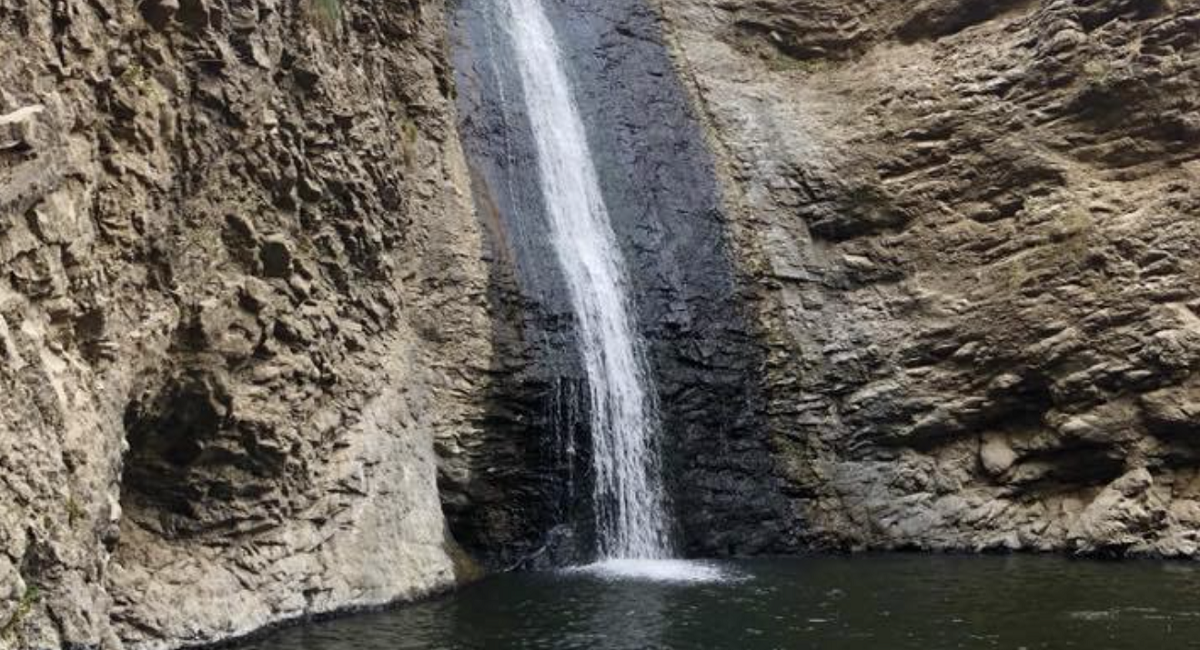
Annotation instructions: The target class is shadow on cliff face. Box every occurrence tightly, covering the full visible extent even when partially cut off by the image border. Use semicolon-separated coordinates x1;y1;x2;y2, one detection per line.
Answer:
122;376;227;529
120;370;293;539
434;144;594;568
442;0;602;569
547;0;798;557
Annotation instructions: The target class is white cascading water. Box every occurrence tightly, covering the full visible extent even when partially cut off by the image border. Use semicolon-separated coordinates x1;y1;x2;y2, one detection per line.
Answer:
501;0;670;560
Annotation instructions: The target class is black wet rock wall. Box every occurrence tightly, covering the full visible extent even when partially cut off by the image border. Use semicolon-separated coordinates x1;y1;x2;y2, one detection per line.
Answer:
450;0;796;563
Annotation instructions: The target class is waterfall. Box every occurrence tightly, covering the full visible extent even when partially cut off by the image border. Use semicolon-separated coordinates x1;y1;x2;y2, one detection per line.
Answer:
501;0;671;560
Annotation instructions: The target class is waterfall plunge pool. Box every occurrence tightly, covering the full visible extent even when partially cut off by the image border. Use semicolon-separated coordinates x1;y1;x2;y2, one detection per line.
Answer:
239;554;1200;649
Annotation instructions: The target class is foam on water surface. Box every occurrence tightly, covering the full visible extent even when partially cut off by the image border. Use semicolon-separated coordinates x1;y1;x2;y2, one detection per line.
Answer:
567;559;734;584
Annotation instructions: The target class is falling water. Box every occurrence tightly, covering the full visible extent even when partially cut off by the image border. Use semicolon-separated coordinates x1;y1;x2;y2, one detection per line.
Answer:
501;0;671;559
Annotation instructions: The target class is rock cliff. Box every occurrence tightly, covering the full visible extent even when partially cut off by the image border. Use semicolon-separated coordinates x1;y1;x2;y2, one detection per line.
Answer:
4;0;1200;646
656;0;1200;555
0;0;492;647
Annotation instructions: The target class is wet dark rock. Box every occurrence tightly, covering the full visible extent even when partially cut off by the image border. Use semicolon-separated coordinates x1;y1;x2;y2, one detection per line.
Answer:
451;0;796;564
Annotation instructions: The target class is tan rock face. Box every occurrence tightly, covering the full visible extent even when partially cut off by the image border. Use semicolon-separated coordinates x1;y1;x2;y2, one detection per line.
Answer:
657;0;1200;554
0;0;492;647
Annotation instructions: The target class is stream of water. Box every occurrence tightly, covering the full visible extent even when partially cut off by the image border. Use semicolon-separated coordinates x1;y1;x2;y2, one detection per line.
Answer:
501;0;671;560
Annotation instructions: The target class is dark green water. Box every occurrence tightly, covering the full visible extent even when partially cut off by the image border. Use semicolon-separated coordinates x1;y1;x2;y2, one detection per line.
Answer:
243;555;1200;650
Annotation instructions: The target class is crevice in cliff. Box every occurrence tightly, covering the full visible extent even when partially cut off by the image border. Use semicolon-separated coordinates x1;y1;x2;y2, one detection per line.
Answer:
897;0;1038;42
121;375;226;530
1007;443;1127;494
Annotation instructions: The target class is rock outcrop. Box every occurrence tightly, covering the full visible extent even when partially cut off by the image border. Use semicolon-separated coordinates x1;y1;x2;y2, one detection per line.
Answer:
0;0;493;647
657;0;1200;555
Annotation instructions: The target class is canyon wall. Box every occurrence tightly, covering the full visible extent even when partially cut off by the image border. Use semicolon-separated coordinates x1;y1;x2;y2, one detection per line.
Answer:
657;0;1200;555
0;0;494;647
3;0;1200;647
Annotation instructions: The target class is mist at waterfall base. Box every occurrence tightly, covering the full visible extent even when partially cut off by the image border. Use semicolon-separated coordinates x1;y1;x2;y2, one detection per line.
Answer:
241;555;1200;650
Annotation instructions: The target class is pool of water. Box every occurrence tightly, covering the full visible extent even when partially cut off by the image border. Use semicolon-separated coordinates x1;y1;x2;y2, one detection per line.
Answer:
242;555;1200;650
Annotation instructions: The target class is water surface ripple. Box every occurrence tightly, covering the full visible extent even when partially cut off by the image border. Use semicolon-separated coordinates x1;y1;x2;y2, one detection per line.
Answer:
241;555;1200;649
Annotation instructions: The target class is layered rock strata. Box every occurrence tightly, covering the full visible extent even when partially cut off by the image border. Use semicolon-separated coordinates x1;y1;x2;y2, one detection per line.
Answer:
0;0;492;647
657;0;1200;555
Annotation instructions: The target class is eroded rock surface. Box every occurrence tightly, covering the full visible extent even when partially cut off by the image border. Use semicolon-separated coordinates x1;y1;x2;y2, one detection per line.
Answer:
4;0;1200;645
0;0;492;647
658;0;1200;555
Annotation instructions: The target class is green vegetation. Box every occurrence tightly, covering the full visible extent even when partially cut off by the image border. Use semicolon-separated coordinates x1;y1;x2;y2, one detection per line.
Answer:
994;205;1097;294
1;584;41;640
66;496;86;527
1075;60;1128;119
764;51;829;74
119;62;151;91
844;184;892;212
1048;205;1095;264
402;118;419;146
446;540;486;584
312;0;341;26
401;117;419;167
1080;60;1116;90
